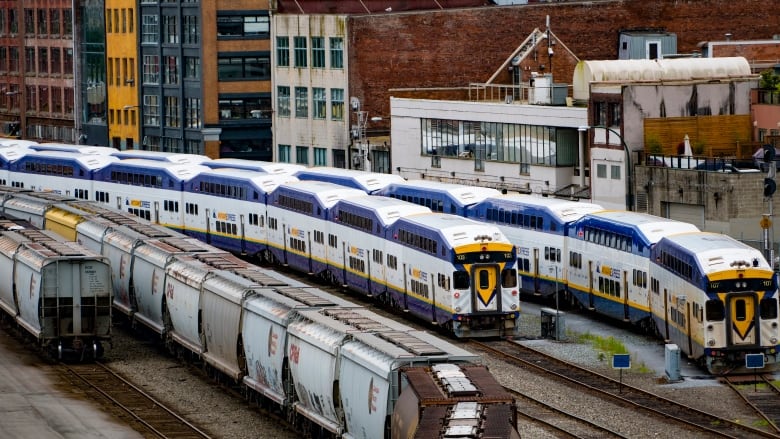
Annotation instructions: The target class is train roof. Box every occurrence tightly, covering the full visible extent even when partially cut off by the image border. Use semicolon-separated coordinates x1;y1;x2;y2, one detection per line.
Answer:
0;146;30;164
110;150;212;164
29;143;117;155
102;159;210;179
13;150;119;169
274;181;366;208
192;168;299;193
204;158;305;175
335;195;432;227
656;232;771;272
0;139;38;148
381;179;501;207
578;210;700;243
475;194;605;223
294;167;405;193
396;213;508;246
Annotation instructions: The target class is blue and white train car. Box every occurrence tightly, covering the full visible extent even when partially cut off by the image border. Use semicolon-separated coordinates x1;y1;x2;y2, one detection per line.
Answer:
378;179;501;215
467;194;604;299
182;168;298;256
384;213;520;337
204;158;305;176
9;150;118;198
566;211;700;326
110;149;212;164
294;167;404;194
328;195;431;294
0;139;38;149
265;181;366;274
91;159;210;231
0;146;29;186
649;232;780;374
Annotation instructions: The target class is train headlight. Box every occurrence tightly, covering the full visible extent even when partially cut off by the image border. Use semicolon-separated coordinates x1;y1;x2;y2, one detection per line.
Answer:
511;304;517;310
455;307;461;313
707;339;716;347
772;337;778;345
454;292;460;299
707;324;713;331
773;322;778;329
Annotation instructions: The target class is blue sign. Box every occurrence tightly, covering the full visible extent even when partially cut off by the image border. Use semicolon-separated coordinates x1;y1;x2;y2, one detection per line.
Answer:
746;353;765;369
612;353;631;369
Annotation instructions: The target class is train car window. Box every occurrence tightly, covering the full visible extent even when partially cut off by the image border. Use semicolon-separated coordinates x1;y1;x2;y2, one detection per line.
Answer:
760;298;778;319
453;271;469;289
735;299;746;321
501;269;517;288
479;270;489;289
705;299;725;321
556;248;561;262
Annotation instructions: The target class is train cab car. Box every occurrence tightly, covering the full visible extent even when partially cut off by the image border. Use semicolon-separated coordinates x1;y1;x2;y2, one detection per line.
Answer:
566;211;699;325
91;159;210;231
9;150;117;199
378;179;500;216
467;194;604;300
293;167;404;194
328;195;431;295
203;158;305;176
385;213;520;337
0;146;30;186
649;232;780;374
182;168;298;256
265;181;366;273
0;219;111;359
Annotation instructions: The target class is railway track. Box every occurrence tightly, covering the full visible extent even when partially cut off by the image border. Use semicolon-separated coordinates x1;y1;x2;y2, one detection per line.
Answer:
471;340;780;439
509;385;630;438
723;375;780;433
60;362;212;439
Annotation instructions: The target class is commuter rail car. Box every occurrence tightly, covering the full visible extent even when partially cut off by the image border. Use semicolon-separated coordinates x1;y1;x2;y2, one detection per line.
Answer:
0;188;520;437
650;233;780;374
0;217;111;360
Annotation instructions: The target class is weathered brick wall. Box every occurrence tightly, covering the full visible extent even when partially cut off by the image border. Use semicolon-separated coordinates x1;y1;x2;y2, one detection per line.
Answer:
349;1;780;126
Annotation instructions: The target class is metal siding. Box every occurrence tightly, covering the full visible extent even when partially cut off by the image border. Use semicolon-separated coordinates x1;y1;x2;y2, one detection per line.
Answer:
666;202;705;231
164;261;207;353
201;277;244;379
339;341;392;439
241;299;289;403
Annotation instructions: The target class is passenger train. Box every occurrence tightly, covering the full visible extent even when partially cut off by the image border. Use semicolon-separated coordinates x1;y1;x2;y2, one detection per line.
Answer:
0;215;111;360
0;141;776;373
0;187;520;438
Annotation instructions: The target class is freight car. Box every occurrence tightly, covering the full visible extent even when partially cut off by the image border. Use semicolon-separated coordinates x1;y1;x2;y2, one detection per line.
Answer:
0;188;520;438
0;217;111;360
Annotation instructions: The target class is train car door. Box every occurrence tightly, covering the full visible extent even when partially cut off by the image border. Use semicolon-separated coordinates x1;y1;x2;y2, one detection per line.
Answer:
588;260;594;310
663;289;669;340
623;270;630;322
239;214;246;255
473;265;499;312
533;248;540;294
728;294;757;345
686;301;693;355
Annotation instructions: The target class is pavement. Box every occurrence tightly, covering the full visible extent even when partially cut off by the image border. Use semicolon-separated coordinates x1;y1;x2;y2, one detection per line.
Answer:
0;330;142;439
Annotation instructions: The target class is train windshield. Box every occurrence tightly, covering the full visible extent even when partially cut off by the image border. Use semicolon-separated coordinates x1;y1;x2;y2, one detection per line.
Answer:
705;299;725;321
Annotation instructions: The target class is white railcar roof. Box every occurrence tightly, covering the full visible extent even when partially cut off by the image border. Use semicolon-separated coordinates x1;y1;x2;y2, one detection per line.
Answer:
200;168;299;192
295;167;405;192
403;213;508;247
662;232;771;272
339;195;432;227
0;146;30;161
205;158;305;175
30;143;117;155
280;181;365;208
111;159;210;180
112;150;212;164
488;194;605;222
589;210;699;242
393;179;501;206
22;150;120;169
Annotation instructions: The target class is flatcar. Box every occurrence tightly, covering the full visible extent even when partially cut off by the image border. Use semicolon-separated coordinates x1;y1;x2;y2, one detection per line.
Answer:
0;217;111;360
650;232;780;374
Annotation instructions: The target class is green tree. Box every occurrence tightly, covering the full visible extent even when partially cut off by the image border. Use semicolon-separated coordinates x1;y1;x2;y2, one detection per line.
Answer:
760;70;780;91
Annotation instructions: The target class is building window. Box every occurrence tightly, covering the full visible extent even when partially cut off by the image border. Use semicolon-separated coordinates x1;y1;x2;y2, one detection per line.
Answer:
185;98;201;128
610;102;621;127
219;96;271;120
64;48;73;74
331;88;344;121
312;37;325;68
165;96;180;128
596;163;607;178
314;147;327;166
594;102;607;127
143;94;160;126
143;55;159;84
276;36;289;67
24;9;33;35
183;15;198;45
294;36;307;68
330;37;343;69
142;15;158;44
37;9;47;35
50;10;59;35
8;48;19;73
38;47;48;74
217;14;269;38
163;56;179;85
218;55;270;80
25;47;35;74
278;144;290;162
163;15;178;44
63;9;72;35
312;87;326;119
296;146;309;165
610;165;621;180
277;86;290;117
50;48;60;74
295;87;308;118
184;57;199;79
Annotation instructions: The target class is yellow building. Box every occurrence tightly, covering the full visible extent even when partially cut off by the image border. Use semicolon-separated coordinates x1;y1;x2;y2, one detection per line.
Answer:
105;0;139;150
